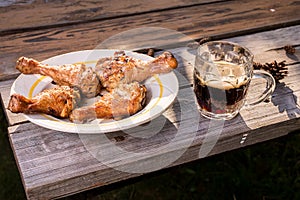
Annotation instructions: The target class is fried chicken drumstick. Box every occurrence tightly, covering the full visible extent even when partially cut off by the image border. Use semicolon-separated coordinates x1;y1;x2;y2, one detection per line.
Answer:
95;51;177;91
8;86;81;118
16;57;101;98
69;82;147;123
16;51;176;96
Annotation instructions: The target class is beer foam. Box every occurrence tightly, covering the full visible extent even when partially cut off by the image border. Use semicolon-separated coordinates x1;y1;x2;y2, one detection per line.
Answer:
216;61;244;77
206;80;234;90
204;61;250;89
206;78;249;90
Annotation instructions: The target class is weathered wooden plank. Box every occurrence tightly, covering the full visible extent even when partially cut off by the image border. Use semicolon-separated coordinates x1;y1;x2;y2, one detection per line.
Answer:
5;64;300;197
227;26;300;64
1;25;300;126
7;62;300;199
197;117;300;160
1;0;299;81
7;81;300;199
0;0;223;33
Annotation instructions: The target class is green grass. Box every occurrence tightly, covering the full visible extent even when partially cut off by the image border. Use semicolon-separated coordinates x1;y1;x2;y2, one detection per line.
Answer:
1;103;300;200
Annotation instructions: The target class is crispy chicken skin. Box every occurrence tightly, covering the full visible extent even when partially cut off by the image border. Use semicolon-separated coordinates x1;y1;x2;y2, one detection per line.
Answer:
8;86;81;118
16;57;101;98
69;82;147;123
95;51;177;91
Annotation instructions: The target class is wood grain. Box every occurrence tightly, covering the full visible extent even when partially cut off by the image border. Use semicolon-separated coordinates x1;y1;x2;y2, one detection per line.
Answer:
1;0;299;81
3;24;300;199
0;0;223;33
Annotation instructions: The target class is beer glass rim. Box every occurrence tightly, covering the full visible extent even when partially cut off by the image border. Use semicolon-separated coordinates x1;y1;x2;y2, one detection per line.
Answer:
197;40;254;64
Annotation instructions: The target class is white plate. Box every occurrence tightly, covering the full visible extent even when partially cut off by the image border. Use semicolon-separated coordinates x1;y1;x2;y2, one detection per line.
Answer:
10;50;179;133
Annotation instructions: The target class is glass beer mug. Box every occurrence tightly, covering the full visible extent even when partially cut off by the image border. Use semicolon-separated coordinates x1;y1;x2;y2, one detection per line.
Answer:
194;41;276;120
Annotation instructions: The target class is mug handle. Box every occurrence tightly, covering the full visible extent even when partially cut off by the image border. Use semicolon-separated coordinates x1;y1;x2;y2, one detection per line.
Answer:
246;70;276;106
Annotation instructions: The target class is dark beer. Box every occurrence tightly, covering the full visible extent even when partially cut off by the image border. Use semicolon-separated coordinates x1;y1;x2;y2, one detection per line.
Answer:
194;61;251;115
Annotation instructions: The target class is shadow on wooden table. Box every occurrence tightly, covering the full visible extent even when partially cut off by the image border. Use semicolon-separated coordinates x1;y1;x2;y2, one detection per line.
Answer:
271;82;300;119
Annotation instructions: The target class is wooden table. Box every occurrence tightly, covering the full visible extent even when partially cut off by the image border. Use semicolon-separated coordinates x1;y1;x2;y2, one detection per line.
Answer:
1;0;300;199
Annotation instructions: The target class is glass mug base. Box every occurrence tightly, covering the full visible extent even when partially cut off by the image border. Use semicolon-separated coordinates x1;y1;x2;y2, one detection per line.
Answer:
200;109;240;120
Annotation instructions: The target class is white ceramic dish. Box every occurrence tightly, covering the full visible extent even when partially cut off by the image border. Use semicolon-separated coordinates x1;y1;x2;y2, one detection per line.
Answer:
10;50;179;133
